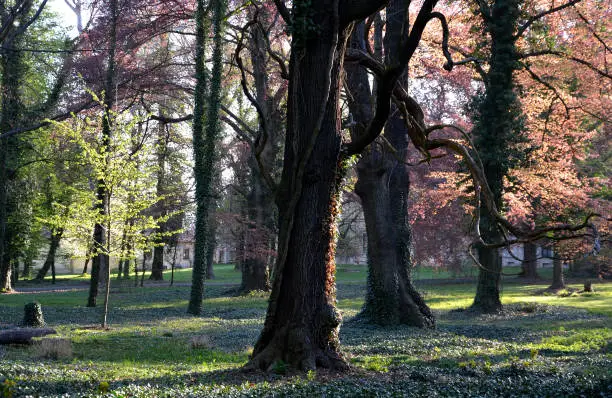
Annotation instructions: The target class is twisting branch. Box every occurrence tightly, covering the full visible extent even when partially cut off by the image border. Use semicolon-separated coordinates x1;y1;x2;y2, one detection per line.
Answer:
515;0;582;39
254;20;289;79
234;19;269;153
428;12;454;71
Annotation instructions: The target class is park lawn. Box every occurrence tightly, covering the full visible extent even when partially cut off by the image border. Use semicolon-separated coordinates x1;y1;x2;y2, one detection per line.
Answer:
0;280;610;397
28;263;556;288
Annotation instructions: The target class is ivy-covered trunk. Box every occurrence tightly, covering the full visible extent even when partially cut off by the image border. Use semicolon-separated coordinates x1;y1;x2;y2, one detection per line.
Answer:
471;0;524;313
188;0;225;315
472;211;503;312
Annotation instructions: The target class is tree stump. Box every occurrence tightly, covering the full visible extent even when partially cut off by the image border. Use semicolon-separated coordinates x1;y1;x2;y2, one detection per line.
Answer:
22;302;45;327
583;281;594;293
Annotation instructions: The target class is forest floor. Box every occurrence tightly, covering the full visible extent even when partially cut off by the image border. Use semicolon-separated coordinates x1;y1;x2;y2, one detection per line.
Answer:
0;265;610;397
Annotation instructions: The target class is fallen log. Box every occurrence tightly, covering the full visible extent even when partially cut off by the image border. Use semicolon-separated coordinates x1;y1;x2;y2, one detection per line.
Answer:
0;328;57;345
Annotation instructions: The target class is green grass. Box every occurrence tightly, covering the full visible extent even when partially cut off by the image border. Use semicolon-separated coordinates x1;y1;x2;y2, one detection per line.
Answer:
1;276;610;397
27;263;557;287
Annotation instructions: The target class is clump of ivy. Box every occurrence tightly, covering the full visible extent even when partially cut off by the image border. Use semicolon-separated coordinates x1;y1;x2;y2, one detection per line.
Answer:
288;0;321;49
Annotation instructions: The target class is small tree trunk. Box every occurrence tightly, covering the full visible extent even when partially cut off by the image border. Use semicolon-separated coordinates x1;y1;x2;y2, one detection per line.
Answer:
150;245;165;280
140;252;146;287
206;233;216;279
22;256;32;279
170;244;177;286
82;256;90;275
549;244;565;290
35;229;63;281
134;254;139;287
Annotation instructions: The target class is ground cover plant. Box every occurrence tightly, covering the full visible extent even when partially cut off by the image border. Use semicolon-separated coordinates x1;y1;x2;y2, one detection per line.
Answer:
1;269;610;397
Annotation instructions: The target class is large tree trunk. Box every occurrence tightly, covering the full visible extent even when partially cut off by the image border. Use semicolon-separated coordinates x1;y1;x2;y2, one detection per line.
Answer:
35;229;63;281
349;4;433;327
471;0;523;314
238;8;281;293
520;242;539;280
247;6;349;371
150;245;165;280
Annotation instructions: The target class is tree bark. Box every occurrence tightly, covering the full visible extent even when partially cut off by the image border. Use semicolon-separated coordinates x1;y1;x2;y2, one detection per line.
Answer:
238;8;280;293
35;229;63;281
520;242;539;280
247;3;349;371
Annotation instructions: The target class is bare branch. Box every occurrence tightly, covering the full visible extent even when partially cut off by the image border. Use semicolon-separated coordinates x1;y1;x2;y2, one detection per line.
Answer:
518;50;612;80
521;62;570;118
515;0;582;39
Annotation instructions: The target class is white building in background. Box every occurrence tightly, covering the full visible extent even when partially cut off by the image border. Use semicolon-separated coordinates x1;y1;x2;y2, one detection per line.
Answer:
500;245;554;268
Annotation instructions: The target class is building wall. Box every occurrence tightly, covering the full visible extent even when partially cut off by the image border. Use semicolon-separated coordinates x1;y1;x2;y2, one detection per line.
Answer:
500;245;554;268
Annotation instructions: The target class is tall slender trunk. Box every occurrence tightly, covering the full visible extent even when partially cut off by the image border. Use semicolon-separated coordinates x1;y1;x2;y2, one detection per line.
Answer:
188;0;225;314
150;121;168;280
88;0;118;307
35;229;64;281
170;244;177;286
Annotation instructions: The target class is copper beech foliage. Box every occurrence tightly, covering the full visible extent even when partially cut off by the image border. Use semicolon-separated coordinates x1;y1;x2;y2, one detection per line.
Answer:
398;0;610;267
